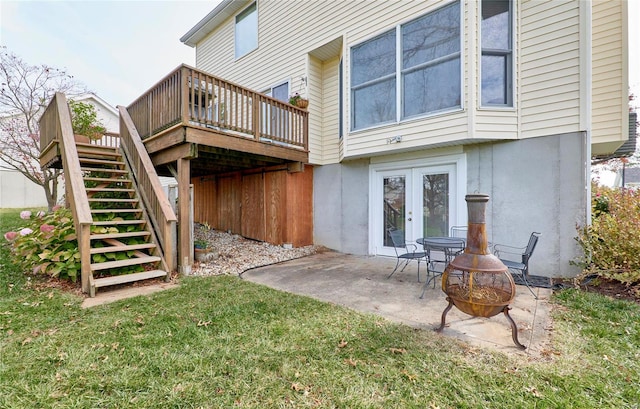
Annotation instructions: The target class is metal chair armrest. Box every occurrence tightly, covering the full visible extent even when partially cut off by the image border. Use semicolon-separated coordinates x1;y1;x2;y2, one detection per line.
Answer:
493;243;526;258
406;243;419;253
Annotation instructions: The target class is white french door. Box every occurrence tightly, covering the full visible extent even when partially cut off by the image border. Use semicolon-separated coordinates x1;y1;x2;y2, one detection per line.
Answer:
371;158;464;257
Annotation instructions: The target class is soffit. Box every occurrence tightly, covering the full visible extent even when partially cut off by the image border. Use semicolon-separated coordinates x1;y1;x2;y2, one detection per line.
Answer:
309;37;343;61
180;0;252;47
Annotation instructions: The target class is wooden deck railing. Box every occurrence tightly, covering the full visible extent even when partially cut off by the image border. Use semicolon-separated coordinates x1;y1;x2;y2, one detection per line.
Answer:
92;131;120;148
127;64;308;150
119;106;177;271
39;93;93;293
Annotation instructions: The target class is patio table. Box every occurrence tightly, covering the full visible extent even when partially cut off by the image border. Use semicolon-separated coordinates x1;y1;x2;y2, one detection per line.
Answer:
417;237;466;298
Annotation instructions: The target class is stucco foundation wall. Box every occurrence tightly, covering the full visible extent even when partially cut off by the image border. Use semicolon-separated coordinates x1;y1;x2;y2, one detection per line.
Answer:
313;160;369;255
315;132;587;278
465;132;587;278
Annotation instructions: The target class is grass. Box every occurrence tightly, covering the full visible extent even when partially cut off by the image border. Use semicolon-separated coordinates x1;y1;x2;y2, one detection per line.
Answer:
1;210;639;408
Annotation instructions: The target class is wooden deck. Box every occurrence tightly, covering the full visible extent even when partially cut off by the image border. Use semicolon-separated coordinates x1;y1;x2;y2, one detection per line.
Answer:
127;65;309;176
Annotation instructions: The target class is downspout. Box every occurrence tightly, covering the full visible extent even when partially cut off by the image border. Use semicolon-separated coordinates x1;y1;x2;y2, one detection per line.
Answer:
581;0;593;224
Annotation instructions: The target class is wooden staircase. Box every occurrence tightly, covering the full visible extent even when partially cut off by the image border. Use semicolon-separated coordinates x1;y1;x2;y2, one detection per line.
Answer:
76;142;169;297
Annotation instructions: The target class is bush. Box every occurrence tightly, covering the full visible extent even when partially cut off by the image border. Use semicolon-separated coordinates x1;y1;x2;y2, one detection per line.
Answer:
574;184;640;284
4;207;81;281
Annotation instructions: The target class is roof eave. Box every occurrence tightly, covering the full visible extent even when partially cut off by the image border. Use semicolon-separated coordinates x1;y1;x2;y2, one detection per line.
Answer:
180;0;251;47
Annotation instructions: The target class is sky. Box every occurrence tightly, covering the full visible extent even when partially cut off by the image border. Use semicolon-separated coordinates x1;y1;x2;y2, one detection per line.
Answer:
0;0;638;110
0;0;220;106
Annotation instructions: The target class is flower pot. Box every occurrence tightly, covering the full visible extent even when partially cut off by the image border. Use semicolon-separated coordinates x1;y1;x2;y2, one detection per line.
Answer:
193;248;211;262
194;247;218;262
74;134;91;144
295;98;309;109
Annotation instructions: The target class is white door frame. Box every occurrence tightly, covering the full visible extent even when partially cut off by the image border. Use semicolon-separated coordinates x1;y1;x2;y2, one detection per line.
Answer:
368;154;467;256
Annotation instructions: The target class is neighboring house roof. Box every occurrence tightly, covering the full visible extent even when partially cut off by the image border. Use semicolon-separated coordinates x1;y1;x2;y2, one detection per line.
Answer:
180;0;250;47
617;166;640;187
71;93;119;134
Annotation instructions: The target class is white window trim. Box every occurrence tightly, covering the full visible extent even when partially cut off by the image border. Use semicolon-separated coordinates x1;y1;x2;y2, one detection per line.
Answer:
479;0;514;108
235;2;258;60
367;153;467;255
349;1;464;133
263;78;291;100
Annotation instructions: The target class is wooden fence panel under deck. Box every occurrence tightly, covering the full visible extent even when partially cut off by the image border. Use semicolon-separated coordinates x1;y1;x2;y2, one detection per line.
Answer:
191;165;313;247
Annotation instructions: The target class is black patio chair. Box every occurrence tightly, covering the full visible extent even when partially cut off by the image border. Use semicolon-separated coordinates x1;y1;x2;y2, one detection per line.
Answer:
450;225;467;239
419;237;465;298
387;229;427;282
493;232;541;299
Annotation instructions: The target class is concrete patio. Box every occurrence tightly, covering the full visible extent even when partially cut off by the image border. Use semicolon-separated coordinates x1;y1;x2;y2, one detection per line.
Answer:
241;250;554;358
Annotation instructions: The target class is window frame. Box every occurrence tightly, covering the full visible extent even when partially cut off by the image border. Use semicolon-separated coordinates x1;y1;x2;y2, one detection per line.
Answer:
349;1;463;132
235;2;258;60
480;0;513;107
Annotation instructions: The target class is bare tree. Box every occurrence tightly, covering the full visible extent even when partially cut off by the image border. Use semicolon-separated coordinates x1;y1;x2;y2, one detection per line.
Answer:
0;49;87;210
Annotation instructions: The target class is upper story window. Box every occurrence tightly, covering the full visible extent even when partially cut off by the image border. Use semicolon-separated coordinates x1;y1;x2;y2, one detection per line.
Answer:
235;2;258;59
481;0;512;106
350;1;461;131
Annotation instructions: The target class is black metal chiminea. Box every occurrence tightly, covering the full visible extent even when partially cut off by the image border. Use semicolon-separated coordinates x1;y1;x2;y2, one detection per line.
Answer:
437;193;525;349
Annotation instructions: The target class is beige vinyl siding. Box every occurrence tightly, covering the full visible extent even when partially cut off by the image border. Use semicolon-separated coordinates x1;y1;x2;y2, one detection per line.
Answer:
320;57;340;164
190;0;625;158
194;0;468;162
308;56;323;164
346;112;469;158
591;0;628;155
519;0;581;138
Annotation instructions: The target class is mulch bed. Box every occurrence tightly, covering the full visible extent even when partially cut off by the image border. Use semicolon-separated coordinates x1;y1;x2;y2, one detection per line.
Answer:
553;276;640;304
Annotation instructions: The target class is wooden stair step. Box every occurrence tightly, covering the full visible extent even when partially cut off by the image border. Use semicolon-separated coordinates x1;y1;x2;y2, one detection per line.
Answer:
88;198;139;203
75;142;118;152
76;145;120;155
86;187;135;194
81;167;128;174
91;208;142;214
90;242;156;254
76;152;121;161
79;158;125;166
91;231;151;240
84;176;132;184
92;270;167;287
91;256;161;271
92;219;146;226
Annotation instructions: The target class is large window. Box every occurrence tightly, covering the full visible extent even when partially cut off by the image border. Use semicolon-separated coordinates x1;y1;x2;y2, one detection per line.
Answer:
351;30;397;130
350;2;461;131
235;2;258;59
481;0;512;106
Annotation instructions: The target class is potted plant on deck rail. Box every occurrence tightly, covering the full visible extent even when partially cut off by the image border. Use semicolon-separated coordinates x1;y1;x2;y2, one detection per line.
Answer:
69;100;107;143
288;92;308;109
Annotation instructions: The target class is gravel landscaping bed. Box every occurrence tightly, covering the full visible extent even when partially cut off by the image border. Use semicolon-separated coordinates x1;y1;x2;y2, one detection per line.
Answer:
192;225;319;276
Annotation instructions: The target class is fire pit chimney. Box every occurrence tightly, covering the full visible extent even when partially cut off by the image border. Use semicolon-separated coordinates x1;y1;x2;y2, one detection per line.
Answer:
437;194;525;349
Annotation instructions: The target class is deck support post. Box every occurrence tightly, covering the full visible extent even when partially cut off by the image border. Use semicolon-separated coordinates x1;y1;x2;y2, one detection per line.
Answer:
178;157;192;275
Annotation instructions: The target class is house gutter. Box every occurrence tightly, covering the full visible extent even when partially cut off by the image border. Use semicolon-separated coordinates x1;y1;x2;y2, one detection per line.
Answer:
180;0;249;47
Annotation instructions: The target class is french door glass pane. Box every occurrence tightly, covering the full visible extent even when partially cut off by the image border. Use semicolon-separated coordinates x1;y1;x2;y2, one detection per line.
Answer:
422;173;449;237
383;176;406;246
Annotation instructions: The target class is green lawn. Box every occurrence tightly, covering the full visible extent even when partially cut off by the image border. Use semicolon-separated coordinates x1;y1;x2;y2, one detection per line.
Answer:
1;209;639;408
